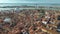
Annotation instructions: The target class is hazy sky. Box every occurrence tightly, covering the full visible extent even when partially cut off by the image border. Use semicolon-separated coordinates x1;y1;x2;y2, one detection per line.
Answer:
0;0;60;3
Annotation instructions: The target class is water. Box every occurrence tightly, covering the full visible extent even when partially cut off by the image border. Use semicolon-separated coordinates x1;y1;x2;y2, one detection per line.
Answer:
0;3;60;10
0;3;60;6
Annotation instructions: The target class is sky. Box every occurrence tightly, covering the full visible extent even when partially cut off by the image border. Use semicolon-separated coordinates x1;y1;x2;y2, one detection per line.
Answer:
0;0;60;3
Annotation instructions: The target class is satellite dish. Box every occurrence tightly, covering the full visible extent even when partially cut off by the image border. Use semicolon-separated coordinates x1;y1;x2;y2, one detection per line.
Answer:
4;18;11;22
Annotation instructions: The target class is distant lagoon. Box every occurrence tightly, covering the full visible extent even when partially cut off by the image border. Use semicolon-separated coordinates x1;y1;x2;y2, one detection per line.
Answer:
0;3;60;10
0;3;60;6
